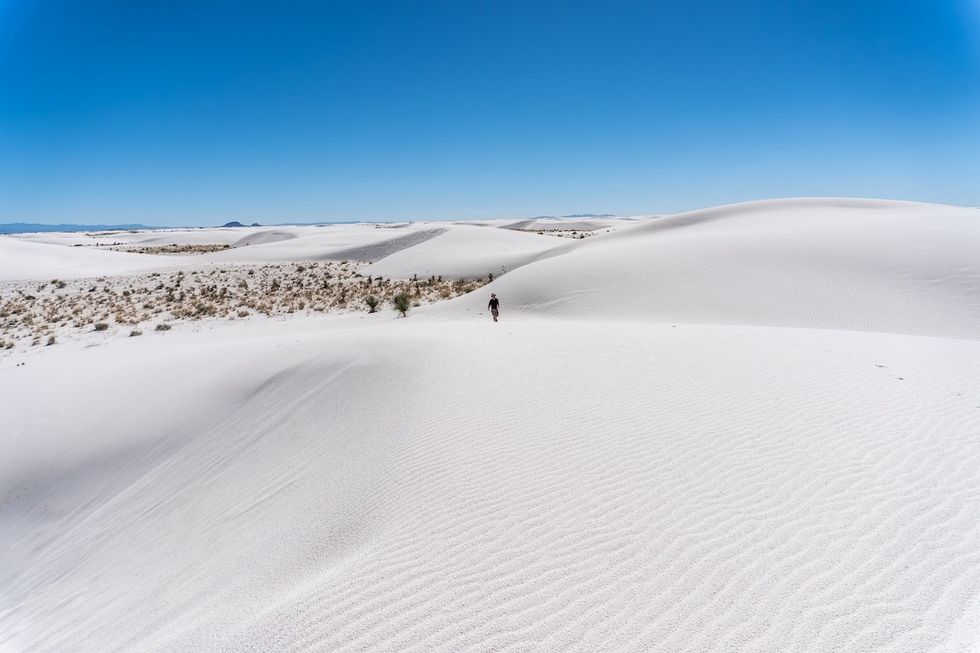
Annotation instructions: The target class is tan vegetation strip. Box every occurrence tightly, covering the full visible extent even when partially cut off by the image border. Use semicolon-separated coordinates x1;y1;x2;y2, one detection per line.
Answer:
0;261;488;351
111;243;233;254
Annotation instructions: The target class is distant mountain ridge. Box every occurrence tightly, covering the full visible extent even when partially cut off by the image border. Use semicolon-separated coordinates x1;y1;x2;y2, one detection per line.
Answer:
0;223;163;235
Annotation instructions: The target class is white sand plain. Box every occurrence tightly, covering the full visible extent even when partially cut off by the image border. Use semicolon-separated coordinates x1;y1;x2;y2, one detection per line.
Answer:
2;198;980;652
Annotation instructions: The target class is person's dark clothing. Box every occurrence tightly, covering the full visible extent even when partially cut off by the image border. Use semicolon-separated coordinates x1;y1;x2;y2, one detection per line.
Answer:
488;297;499;310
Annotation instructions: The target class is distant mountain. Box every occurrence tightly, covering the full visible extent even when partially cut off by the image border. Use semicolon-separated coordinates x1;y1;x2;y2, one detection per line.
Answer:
221;221;261;228
0;223;161;235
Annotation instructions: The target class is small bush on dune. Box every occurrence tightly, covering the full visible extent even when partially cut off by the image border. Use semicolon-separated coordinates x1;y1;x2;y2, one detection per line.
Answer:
392;293;411;317
93;322;109;331
365;295;379;313
155;323;171;331
130;329;143;337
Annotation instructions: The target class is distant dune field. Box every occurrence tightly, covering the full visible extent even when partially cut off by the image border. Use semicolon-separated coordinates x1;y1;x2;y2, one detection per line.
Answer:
2;199;980;652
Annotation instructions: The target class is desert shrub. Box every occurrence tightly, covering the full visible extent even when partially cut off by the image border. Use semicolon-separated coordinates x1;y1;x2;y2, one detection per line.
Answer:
365;295;379;313
46;335;56;346
237;309;249;318
155;323;171;331
130;329;143;337
93;322;109;331
392;293;411;317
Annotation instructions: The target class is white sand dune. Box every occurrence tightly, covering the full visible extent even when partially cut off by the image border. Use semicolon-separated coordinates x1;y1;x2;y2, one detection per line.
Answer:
196;224;449;265
3;221;579;280
364;224;572;280
442;198;980;339
501;216;638;232
230;229;299;247
3;198;980;652
0;238;180;281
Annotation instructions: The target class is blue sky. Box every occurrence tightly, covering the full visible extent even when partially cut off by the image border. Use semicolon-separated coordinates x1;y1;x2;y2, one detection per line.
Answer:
1;0;978;226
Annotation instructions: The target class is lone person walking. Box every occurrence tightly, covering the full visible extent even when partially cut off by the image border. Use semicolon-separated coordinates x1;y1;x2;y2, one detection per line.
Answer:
488;293;500;322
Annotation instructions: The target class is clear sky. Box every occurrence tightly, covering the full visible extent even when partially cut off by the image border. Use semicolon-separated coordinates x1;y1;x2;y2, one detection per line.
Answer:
1;0;979;226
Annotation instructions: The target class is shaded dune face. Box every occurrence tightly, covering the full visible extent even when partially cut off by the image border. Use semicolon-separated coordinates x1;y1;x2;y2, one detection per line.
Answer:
230;229;299;247
328;227;449;262
3;198;980;652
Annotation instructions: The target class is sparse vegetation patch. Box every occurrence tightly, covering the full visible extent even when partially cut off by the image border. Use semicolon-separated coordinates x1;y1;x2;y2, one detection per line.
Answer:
0;261;489;353
521;228;597;239
112;243;233;255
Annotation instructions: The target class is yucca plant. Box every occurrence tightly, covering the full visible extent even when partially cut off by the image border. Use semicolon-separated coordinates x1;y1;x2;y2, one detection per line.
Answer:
392;293;411;317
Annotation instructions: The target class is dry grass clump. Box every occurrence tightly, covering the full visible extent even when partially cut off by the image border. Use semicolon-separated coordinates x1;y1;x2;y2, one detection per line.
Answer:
0;261;490;352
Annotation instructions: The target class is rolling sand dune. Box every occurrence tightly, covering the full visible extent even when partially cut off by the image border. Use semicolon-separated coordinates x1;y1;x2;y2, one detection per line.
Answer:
102;228;272;248
501;216;636;232
2;198;980;651
230;229;299;247
364;224;573;280
326;227;449;262
195;225;450;265
0;238;178;281
443;198;980;339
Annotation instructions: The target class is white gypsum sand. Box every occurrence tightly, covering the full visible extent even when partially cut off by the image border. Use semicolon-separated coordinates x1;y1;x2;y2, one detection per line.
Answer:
2;198;980;652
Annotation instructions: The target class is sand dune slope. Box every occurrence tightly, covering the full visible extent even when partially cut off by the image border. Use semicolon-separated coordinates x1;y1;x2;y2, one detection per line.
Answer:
2;320;979;651
364;224;572;280
0;238;179;280
444;198;980;339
